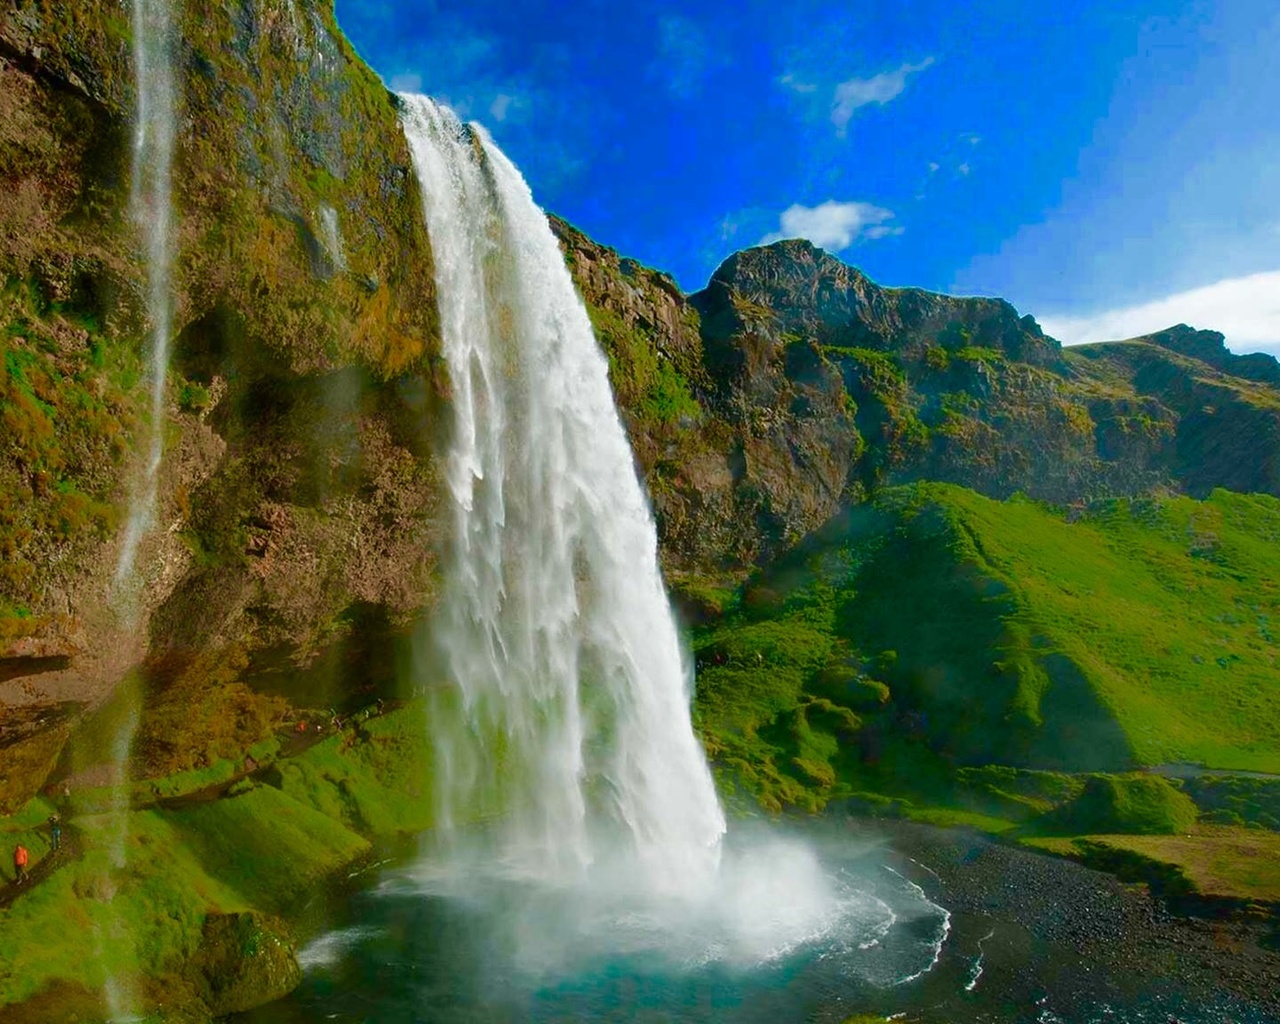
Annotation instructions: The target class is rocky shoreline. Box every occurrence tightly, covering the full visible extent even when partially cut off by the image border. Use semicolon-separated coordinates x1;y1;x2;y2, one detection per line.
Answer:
863;818;1280;1022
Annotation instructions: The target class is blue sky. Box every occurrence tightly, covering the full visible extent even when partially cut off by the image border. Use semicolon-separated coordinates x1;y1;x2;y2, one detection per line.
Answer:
336;1;1280;353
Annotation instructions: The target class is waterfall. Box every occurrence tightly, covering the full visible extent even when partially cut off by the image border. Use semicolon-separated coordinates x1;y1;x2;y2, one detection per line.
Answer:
114;0;178;599
395;98;929;977
400;95;726;892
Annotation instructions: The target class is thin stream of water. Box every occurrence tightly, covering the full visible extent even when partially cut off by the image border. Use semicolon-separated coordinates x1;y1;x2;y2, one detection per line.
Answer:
114;0;178;599
94;2;178;1019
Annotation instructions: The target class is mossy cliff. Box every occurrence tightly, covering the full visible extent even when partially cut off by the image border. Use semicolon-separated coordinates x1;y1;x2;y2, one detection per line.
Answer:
1;0;444;810
0;701;435;1021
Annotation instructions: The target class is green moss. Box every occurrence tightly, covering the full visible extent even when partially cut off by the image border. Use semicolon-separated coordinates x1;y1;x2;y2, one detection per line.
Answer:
1182;775;1280;830
0;700;443;1013
0;277;138;607
177;380;211;413
588;304;701;427
161;785;368;912
0;810;241;1008
954;765;1084;819
1044;774;1199;836
270;704;435;836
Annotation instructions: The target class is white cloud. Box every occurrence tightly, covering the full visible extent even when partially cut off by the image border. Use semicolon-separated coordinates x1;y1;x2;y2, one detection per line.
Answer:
777;72;817;94
864;223;905;240
655;15;724;99
958;162;971;176
831;57;934;134
489;93;515;121
759;201;900;251
389;72;422;93
1038;270;1280;353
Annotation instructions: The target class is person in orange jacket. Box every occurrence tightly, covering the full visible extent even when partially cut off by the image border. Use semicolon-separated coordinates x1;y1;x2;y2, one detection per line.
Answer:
13;844;29;885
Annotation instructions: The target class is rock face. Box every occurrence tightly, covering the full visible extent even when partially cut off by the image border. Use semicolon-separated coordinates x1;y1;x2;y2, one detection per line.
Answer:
556;234;1280;602
0;0;444;758
1070;326;1280;498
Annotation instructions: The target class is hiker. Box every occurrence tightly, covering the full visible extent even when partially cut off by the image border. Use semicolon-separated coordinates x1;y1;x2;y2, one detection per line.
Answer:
49;816;62;852
13;845;29;885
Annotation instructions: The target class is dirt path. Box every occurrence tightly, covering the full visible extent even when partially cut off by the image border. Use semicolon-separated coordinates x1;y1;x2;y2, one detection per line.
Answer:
0;825;80;912
151;702;399;812
0;701;400;907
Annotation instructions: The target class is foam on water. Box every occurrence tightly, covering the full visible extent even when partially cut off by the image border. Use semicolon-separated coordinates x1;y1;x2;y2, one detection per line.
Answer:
298;926;382;970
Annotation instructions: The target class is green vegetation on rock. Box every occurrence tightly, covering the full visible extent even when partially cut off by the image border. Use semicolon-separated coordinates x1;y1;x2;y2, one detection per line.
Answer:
0;702;433;1017
693;483;1280;829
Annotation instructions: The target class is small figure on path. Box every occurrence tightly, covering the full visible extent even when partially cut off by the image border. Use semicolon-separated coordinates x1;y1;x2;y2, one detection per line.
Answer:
49;816;62;852
13;845;29;885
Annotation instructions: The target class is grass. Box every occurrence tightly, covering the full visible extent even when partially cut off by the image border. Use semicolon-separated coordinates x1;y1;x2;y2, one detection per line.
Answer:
0;703;435;1013
1180;774;1280;830
271;704;435;835
692;482;1280;824
897;806;1019;833
1037;774;1199;836
1075;828;1280;903
1022;826;1280;905
161;784;369;912
0;810;241;1007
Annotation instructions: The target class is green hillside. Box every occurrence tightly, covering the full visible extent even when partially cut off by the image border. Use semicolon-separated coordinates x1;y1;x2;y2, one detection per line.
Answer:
693;483;1280;816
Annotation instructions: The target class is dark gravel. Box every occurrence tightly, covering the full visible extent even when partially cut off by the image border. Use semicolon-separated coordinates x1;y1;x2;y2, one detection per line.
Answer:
850;819;1280;1023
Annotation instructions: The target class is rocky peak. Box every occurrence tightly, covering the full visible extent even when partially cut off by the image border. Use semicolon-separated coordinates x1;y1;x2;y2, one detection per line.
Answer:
1140;324;1280;386
693;240;1061;369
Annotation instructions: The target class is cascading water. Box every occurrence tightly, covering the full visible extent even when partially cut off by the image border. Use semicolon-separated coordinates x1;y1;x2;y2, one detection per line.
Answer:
115;0;178;602
95;3;177;1019
401;94;725;891
393;96;953;980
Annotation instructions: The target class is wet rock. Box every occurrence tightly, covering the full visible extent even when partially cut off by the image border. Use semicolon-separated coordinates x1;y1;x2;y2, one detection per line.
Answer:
191;911;302;1016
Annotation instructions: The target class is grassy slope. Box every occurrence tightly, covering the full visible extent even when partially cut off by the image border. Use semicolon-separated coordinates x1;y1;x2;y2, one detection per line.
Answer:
693;484;1280;867
921;486;1280;771
0;702;435;1013
1024;826;1280;905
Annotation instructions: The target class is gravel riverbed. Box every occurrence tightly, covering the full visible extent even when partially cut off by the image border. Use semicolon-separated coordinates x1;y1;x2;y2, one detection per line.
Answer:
855;819;1280;1023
